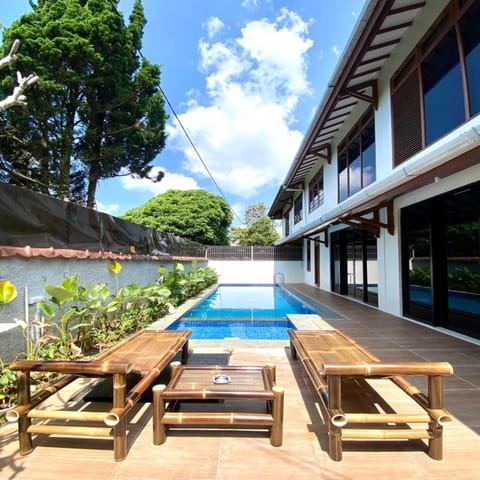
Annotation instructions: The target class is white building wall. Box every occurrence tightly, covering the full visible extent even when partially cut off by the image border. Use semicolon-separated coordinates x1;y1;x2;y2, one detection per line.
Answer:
208;260;304;285
319;242;331;291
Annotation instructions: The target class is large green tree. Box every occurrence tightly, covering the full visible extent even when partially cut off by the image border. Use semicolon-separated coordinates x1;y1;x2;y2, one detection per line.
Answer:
0;0;167;206
122;189;233;245
230;202;280;246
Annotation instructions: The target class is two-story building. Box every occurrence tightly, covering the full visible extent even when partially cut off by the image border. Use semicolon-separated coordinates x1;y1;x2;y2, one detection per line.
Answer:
269;0;480;340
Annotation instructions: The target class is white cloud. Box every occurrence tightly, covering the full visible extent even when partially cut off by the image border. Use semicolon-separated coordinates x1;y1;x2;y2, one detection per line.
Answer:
204;16;225;39
119;166;200;194
241;0;272;8
96;201;121;216
167;8;313;199
332;44;340;56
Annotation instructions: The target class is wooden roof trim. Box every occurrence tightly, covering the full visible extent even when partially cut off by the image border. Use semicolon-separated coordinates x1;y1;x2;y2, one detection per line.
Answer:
358;53;391;66
351;66;382;80
299;0;397;159
367;38;401;52
378;20;413;35
307;143;332;164
388;2;426;17
340;80;378;109
335;200;394;236
331;100;358;112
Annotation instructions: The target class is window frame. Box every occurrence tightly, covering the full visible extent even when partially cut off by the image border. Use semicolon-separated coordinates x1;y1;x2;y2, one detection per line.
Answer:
391;0;480;165
337;108;376;203
283;207;291;237
308;167;324;213
293;194;303;224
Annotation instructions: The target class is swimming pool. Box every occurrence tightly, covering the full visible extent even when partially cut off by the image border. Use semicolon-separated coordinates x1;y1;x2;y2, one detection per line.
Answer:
167;284;318;340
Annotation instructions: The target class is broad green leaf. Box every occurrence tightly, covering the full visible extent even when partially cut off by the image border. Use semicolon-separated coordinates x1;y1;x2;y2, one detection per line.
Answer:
38;302;55;317
174;263;185;272
108;259;122;274
0;280;17;304
45;285;74;303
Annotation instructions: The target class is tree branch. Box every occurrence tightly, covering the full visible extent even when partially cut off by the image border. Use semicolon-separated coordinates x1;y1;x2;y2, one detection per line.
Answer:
0;40;39;110
0;39;20;70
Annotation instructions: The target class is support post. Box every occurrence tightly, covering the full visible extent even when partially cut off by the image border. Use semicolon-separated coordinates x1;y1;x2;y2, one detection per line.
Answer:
428;375;444;460
153;384;167;445
270;386;284;447
181;341;189;364
328;375;342;461
170;361;181;379
17;370;33;455
113;372;127;461
266;363;276;384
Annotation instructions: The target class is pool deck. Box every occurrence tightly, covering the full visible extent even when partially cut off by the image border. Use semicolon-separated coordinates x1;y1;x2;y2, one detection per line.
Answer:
1;283;480;479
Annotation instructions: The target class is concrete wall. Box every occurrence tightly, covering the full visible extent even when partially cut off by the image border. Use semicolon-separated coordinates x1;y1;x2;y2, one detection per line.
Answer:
0;256;203;362
207;260;303;285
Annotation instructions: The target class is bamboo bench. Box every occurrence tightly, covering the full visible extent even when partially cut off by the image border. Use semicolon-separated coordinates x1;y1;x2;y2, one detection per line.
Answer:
7;329;191;461
288;326;453;461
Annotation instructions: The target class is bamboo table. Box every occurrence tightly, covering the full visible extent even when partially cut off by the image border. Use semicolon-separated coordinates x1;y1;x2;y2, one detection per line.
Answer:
153;363;284;446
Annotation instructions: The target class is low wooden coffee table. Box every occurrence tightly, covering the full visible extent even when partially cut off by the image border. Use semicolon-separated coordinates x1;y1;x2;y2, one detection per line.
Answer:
152;363;284;446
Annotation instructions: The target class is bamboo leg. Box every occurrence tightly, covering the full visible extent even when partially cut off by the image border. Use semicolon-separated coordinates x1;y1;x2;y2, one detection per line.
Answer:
170;361;181;379
290;340;297;360
17;370;33;456
153;385;167;445
328;375;342;461
266;364;276;412
267;363;276;385
270;386;284;447
181;340;189;364
428;375;444;460
113;373;127;462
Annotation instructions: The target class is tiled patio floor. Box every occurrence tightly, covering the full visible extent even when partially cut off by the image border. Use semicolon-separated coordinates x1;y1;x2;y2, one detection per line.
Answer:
1;284;480;479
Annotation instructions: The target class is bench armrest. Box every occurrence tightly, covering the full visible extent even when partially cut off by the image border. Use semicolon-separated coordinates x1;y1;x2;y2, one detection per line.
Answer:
10;359;132;375
321;361;453;377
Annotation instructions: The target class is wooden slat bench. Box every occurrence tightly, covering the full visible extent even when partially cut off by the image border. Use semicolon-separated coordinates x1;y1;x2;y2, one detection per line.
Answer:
288;326;453;461
7;329;191;461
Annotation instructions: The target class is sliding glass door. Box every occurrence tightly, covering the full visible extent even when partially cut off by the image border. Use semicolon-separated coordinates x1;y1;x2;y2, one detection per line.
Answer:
331;228;378;306
402;181;480;338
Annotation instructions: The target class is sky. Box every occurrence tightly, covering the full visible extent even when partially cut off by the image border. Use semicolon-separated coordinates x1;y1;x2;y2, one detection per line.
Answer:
0;0;367;225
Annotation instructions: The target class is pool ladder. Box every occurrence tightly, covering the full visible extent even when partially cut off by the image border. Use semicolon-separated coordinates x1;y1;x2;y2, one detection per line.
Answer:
274;272;285;285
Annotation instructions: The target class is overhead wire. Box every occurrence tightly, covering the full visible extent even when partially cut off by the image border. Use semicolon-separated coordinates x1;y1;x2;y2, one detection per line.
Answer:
158;85;243;224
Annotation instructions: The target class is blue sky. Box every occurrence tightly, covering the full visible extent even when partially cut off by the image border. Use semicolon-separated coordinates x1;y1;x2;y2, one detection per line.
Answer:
1;0;367;225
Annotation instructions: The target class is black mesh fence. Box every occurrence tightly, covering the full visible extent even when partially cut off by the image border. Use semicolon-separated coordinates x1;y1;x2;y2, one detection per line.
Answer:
0;183;205;256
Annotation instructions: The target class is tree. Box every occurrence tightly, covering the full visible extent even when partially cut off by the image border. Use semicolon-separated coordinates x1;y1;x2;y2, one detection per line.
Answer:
0;0;168;206
122;189;233;245
230;202;280;246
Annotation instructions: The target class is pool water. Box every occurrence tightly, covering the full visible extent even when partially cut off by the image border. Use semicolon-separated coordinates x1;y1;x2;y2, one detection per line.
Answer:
168;319;297;340
167;284;319;340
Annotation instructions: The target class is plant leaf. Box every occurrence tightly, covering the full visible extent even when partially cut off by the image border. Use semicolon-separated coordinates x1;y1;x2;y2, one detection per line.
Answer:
108;259;122;274
0;280;17;304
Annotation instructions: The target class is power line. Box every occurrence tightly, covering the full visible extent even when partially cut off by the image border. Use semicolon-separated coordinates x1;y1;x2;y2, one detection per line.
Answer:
159;85;242;223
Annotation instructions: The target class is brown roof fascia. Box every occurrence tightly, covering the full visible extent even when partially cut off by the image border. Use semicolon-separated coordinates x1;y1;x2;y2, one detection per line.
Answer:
340;79;378;109
282;0;397;189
